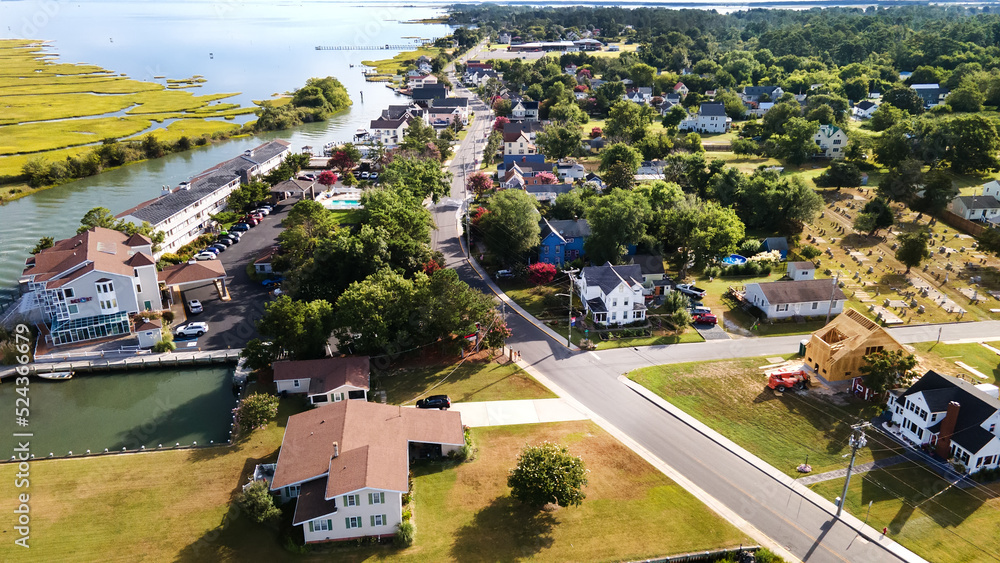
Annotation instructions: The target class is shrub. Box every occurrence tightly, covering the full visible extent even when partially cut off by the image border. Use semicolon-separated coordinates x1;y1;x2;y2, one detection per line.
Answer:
755;547;784;563
704;265;722;278
234;393;279;435
238;481;281;524
800;246;822;259
394;521;415;547
160;310;175;323
401;507;412;522
508;442;588;508
528;262;557;285
738;238;762;257
152;339;176;353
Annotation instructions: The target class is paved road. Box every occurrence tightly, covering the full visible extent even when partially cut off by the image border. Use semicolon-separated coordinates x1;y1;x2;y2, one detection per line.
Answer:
431;57;984;563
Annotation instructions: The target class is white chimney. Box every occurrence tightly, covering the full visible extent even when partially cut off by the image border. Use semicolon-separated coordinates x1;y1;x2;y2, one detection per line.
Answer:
332;442;339;458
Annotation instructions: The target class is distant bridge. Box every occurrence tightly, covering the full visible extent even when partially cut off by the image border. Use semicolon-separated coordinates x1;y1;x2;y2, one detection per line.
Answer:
315;43;428;51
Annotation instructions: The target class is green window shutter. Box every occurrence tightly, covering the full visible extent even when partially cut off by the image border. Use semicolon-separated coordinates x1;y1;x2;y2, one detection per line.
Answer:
343;495;347;505
308;521;314;533
368;492;373;504
382;513;387;525
358;517;362;528
345;517;351;528
371;515;376;527
379;492;385;503
327;519;332;530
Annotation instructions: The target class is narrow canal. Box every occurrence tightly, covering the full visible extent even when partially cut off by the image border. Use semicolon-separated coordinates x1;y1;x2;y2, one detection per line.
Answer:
1;367;237;457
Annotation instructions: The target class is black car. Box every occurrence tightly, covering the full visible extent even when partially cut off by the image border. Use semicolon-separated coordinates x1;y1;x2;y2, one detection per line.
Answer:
214;237;233;247
416;395;451;410
208;243;227;253
231;223;250;232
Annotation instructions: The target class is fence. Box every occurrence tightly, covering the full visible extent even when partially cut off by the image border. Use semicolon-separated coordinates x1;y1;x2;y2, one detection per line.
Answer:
938;210;986;237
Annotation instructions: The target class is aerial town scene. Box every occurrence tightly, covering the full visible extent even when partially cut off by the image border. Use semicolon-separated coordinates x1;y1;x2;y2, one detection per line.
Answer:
4;0;1000;561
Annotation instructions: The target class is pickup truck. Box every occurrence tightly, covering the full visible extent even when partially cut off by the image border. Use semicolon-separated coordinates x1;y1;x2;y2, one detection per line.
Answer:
676;284;707;298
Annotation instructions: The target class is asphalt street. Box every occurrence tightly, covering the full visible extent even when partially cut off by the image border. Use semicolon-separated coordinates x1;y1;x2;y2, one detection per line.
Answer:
429;58;995;562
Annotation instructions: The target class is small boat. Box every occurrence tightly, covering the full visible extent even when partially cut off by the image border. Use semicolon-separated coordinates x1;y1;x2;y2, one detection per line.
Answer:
38;371;73;380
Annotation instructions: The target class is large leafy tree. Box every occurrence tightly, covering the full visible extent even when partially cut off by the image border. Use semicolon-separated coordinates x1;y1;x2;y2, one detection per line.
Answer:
869;103;908;132
662;197;744;276
584;189;651;265
467;171;495;198
876;159;923;203
604;100;656;143
860;350;917;395
547;100;588;125
478;189;541;266
77;206;165;251
507;442;588;509
852;197;894;235
327;144;361;174
379;154;451;202
598;143;643;191
773;117;820;165
882;85;925;115
535;124;583;160
238;481;281;524
276;199;340;268
940;114;1000;174
256;295;337;360
894;228;931;274
914;169;958;214
814;161;862;189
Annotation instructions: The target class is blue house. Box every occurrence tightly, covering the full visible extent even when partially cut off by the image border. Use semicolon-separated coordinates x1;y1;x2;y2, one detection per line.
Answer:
539;218;590;267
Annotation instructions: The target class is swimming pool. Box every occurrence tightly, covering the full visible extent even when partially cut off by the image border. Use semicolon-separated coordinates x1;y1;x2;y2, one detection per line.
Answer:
721;254;747;266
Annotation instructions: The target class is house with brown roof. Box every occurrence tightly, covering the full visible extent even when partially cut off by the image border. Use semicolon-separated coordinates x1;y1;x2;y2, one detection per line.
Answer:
273;357;370;404
503;130;537;157
743;278;845;320
19;227;161;347
804;309;906;382
267;401;464;543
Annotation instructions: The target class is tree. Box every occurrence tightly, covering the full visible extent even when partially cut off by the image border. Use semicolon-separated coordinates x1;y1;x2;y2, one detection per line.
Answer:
877;159;922;203
598;143;642;191
604;100;655;143
327;145;361;174
882;85;925;115
548;101;588;125
31;236;54;254
400;118;438;152
731;138;759;158
662;197;745;276
240;339;279;371
661;104;688;130
238;481;281;524
945;87;984;113
852;197;894;235
528;262;557;285
869;103;908;132
342;172;357;187
683;132;703;153
914;169;958;214
814;161;862;189
773;117;820;165
77;207;119;233
895;229;931;274
941;114;1000;174
478;189;541;266
536;171;558;185
590;127;603;139
507;442;588;509
873;124;914;169
256;296;336;360
317;170;338;190
467;172;494;198
584;189;651;265
227;181;272;213
234;393;279;434
493;98;512;117
860;349;917;396
551;188;590;220
380;155;451;202
492;116;510;131
661;289;692;329
535;124;582;160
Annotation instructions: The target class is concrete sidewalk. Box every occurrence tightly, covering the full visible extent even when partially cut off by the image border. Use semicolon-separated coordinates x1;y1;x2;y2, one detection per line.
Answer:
451;398;589;427
796;454;913;485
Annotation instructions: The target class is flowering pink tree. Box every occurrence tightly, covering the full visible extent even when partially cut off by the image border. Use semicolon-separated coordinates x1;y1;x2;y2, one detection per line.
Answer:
590;127;603;139
317;170;338;189
537;171;558;185
493;116;510;131
528;262;557;285
467;172;495;198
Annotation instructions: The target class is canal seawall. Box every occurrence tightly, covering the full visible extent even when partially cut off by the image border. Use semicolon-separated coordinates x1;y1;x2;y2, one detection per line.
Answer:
0;349;241;379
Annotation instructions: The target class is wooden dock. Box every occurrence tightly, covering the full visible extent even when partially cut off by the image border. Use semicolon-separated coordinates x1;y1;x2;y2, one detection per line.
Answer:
315;44;426;51
0;349;242;379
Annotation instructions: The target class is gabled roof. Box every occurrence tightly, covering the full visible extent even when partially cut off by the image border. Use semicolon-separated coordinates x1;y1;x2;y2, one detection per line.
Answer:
540;218;591;242
699;102;727;117
271;401;464;503
630;254;665;276
955;195;1000;211
369;116;411;130
580;261;643;295
743;85;782;97
410;85;448;100
431;97;469;108
22;227;155;287
901;371;1000;454
502;130;532;143
524;183;573;196
789;261;815;270
855;100;877;111
817;124;845;139
157;260;227;286
503;121;545;136
754;279;845;305
812;309;903;363
272;357;371;394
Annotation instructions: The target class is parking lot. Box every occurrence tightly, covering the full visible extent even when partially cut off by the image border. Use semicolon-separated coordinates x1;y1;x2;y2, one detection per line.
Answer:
175;201;292;351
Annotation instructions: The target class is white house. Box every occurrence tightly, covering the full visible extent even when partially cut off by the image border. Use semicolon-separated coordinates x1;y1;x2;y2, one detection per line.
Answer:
133;317;163;349
576;262;647;326
787;261;816;280
887;371;1000;474
497;32;511;44
510;100;539;121
813;124;848;158
407;74;437;89
272;357;370;405
555;160;586;182
19;227;161;346
679;102;731;134
950;195;1000;222
368;116;412;147
117;140;291;256
430;97;470;125
853;100;878;119
748;102;774;118
741;85;784;104
743;279;844;320
268;401;464;543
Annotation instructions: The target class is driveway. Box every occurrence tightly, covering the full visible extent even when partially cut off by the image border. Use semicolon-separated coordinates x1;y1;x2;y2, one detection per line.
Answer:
693;321;730;341
176;202;292;350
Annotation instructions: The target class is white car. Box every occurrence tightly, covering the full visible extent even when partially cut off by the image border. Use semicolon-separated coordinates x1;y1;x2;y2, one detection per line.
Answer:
194;251;216;261
186;299;203;314
175;322;209;337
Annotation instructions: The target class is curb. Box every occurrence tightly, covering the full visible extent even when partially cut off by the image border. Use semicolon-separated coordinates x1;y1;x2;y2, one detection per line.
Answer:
618;375;927;563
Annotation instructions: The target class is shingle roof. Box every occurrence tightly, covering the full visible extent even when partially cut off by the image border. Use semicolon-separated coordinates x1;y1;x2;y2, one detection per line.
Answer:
956;195;1000;210
755;279;845;305
630;254;665;276
272;357;370;394
156;260;227;286
743;85;781;97
22;227;155;287
271;401;464;503
855;101;876;111
581;261;643;295
524;183;573;196
901;371;1000;454
120;140;289;225
699;102;726;117
369;116;410;129
411;85;448;100
540;218;590;243
431;97;469;108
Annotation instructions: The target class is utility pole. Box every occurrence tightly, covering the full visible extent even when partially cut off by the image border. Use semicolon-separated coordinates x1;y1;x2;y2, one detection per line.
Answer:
837;423;869;518
824;273;840;326
564;268;580;348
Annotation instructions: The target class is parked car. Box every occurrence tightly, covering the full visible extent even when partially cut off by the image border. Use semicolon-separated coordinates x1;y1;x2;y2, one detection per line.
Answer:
241;216;259;226
214;238;233;247
258;205;273;212
248;212;264;221
186;299;203;314
253;208;270;216
416;395;451;410
690;306;712;316
676;284;707;298
359;171;370;179
230;223;250;232
369;172;379;181
692;313;717;325
222;231;241;242
201;246;220;255
208;244;227;253
175;322;209;337
194;251;217;261
496;269;514;279
261;277;285;288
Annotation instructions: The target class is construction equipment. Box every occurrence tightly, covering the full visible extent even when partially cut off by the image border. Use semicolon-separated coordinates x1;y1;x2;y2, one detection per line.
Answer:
766;364;810;392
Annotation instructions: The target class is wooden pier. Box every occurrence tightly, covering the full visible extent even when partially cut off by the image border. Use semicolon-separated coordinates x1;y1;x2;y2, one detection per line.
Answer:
315;43;426;51
0;349;242;379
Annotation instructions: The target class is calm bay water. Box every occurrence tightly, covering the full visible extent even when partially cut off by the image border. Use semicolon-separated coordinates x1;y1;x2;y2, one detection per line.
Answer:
0;0;453;295
0;366;237;455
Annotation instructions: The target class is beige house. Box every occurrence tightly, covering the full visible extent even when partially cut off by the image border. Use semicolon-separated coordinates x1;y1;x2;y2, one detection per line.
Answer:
272;357;370;405
804;309;906;382
268;401;464;543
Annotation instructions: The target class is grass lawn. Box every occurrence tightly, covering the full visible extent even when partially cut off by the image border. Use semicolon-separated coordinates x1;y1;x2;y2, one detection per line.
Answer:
375;359;556;405
809;462;1000;563
911;341;1000;385
629;356;904;476
362;46;443;76
328;209;362;225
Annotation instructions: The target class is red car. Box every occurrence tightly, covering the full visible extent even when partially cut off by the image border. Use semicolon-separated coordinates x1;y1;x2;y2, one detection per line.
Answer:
692;313;717;325
241;216;259;226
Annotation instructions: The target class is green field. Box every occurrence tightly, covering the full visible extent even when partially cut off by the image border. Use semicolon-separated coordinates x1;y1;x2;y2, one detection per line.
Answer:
375;360;556;405
362;46;443;76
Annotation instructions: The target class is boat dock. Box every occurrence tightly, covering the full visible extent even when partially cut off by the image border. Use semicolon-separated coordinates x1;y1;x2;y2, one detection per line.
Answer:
315;43;426;50
0;349;242;379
